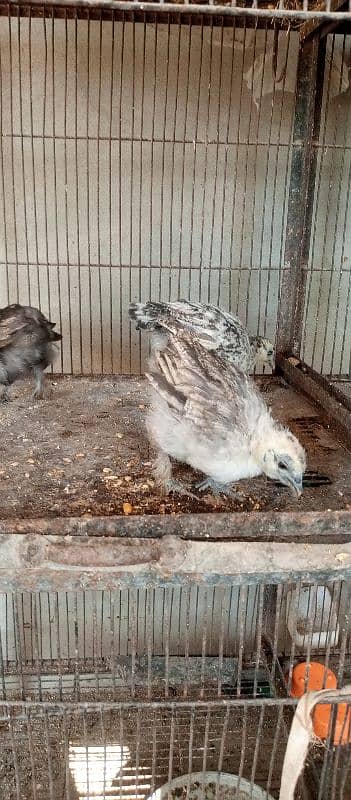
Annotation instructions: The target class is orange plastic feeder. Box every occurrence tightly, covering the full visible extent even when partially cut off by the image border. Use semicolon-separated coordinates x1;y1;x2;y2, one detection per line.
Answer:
313;702;351;745
290;662;337;698
290;662;351;745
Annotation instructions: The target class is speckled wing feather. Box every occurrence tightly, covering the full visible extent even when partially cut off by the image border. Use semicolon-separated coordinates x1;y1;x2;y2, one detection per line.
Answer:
130;299;252;369
146;327;262;441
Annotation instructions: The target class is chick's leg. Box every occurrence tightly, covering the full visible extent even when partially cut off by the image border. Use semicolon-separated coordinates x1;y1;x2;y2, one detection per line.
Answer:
196;477;243;501
0;384;10;402
32;367;47;400
154;451;197;500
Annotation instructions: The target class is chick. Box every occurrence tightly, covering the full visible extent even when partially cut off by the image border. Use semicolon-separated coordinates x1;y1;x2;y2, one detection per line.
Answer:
0;304;62;401
129;299;274;372
145;324;305;499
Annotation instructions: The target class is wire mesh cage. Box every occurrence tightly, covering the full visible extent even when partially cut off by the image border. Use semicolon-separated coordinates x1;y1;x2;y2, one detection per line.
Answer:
1;1;351;799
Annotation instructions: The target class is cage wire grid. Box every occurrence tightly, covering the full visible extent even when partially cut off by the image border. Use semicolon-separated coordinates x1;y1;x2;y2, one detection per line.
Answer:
1;2;351;800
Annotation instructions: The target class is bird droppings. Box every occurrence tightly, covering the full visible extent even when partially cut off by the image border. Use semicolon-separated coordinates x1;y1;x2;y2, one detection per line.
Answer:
0;375;349;521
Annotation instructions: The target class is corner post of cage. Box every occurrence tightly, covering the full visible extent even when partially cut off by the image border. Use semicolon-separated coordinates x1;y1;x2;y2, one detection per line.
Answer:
276;31;327;358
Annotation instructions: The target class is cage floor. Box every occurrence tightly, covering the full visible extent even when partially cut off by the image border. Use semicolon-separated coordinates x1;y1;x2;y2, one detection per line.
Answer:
0;375;350;518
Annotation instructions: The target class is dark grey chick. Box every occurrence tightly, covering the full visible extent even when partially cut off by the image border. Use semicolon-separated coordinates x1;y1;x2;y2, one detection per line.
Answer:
0;304;62;401
130;299;274;372
145;322;305;500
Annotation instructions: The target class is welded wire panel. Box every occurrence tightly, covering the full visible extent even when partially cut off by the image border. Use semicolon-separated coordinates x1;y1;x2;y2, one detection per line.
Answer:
301;33;351;377
0;12;298;374
0;697;350;800
0;581;350;703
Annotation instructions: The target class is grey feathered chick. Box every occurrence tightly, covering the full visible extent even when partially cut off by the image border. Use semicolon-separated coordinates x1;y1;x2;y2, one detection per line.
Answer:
130;300;274;372
145;324;305;499
0;304;62;401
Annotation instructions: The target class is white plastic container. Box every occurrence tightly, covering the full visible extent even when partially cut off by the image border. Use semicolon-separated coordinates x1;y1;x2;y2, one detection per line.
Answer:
286;584;339;649
147;771;275;799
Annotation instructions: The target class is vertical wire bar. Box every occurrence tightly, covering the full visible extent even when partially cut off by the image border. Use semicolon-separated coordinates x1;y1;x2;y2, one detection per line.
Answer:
13;593;25;700
151;707;157;796
300;34;332;365
277;33;326;357
269;583;284;689
315;35;347;374
7;9;20;301
218;17;236;282
108;12;115;372
228;19;247;313
146;588;153;701
148;17;159;363
217;589;226;698
208;18;225;284
73;591;80;700
177;20;192;297
17;7;31;303
216;705;230;795
198;18;214;299
109;590;117;698
26;710;38;800
0;616;6;700
28;11;40;307
63;707;72;800
118;14;125;373
43;706;55;800
189;18;204;296
42;12;51;326
169;20;182;275
159;15;171;274
325;41;351;375
236;585;248;697
54;592;63;701
253;583;264;697
244;22;268;333
51;8;63;371
201;707;211;776
0;26;10;304
250;704;265;791
92;590;99;696
286;580;301;695
236;22;258;320
137;16;147;373
63;10;73;373
266;704;284;796
119;706;125;799
200;590;209;700
33;594;42;702
74;10;83;372
97;10;103;373
164;587;171;700
85;10;92;373
8;706;21;800
261;26;292;344
128;18;136;374
130;587;138;699
134;706;142;799
237;703;247;792
183;585;191;699
167;703;175;787
186;706;195;789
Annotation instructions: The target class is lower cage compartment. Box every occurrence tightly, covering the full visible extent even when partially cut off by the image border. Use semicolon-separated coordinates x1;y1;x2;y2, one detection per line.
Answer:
0;698;350;800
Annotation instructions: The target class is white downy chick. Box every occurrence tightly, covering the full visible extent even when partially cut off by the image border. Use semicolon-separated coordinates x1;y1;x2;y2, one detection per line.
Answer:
145;324;305;499
129;299;274;372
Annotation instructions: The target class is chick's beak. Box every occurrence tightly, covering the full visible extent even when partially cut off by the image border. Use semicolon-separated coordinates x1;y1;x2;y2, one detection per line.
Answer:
287;474;303;498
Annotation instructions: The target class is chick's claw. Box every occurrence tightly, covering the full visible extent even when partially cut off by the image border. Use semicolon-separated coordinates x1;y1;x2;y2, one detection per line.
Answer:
164;479;198;502
196;478;242;501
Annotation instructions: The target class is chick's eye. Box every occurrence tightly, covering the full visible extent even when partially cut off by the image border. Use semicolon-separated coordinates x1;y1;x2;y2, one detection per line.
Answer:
278;461;287;470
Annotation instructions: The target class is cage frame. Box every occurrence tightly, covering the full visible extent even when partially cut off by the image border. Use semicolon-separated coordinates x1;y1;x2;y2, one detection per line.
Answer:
0;0;351;563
